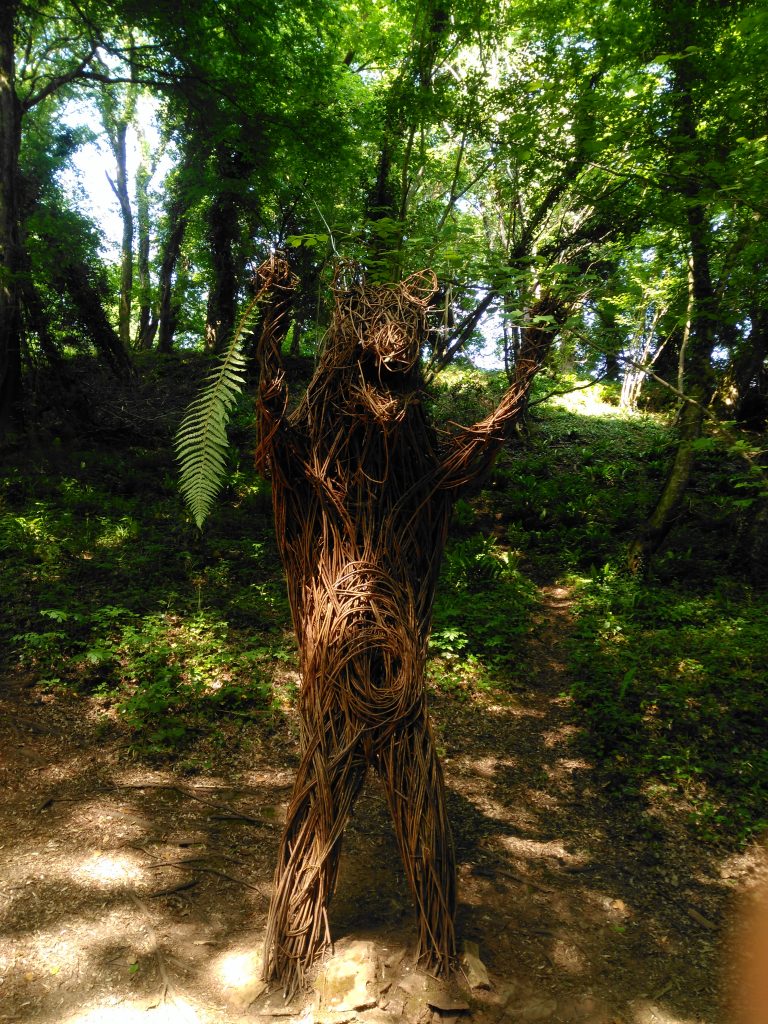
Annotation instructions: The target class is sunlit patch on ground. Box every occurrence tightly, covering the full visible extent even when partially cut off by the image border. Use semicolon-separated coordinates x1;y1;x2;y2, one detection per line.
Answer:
629;1000;701;1024
213;945;262;990
61;997;203;1023
550;384;631;418
73;852;145;887
550;934;588;973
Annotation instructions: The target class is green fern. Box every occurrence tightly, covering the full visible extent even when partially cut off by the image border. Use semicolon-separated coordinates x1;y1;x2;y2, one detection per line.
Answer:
175;297;261;528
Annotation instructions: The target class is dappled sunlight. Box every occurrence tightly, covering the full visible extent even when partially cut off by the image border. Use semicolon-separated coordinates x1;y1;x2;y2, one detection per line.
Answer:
549;934;589;973
30;749;114;790
2;365;756;1023
61;998;203;1023
10;900;159;968
593;892;632;925
213;945;262;990
0;844;145;896
550;383;630;418
94;516;140;549
60;796;154;840
630;1000;701;1024
74;851;145;887
496;833;576;864
468;755;499;779
541;724;582;749
476;699;545;720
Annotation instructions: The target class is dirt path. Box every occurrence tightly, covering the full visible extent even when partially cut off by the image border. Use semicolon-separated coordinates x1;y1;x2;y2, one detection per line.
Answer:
0;585;761;1023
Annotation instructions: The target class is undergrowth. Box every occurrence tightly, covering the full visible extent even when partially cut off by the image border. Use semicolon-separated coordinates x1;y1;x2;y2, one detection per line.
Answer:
566;569;768;842
2;357;766;842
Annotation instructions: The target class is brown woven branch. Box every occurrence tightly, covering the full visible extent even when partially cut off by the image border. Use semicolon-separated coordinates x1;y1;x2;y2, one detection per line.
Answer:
253;259;553;994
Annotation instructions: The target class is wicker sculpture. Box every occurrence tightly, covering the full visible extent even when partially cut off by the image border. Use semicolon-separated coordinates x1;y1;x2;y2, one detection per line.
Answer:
252;256;556;993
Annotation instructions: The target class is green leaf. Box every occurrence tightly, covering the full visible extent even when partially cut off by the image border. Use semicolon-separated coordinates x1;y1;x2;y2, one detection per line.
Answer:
175;296;262;529
618;666;636;700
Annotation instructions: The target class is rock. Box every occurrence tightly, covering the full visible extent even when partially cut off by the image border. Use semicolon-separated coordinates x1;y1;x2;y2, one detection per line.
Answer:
517;995;559;1021
481;980;517;1008
461;940;491;990
397;967;469;1018
315;940;378;1012
230;979;267;1009
557;992;612;1022
360;1009;399;1024
218;947;267;1009
426;988;471;1013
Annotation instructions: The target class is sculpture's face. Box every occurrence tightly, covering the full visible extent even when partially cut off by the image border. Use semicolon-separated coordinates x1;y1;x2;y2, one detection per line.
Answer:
362;318;420;376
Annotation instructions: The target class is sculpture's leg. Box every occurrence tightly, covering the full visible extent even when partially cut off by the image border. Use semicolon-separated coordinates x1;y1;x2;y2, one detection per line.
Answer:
377;701;457;973
262;720;368;993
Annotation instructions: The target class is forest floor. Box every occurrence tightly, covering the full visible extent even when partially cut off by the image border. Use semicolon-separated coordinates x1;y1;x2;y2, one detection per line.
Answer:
2;580;764;1024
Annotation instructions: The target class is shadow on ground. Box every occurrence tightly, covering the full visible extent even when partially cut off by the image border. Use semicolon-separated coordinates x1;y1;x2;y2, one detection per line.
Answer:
0;591;750;1024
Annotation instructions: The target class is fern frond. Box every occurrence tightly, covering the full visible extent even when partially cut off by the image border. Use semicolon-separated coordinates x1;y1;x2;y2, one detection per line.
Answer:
175;297;262;528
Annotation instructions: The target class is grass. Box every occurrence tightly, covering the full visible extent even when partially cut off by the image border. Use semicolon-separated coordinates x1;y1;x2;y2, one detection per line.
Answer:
2;357;767;841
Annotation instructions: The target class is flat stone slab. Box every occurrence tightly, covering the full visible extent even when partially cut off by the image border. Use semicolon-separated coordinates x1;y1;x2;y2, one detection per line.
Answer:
314;940;379;1013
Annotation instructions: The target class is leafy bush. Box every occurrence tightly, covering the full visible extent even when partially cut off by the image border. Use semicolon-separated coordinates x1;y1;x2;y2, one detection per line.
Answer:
568;568;768;841
430;533;538;694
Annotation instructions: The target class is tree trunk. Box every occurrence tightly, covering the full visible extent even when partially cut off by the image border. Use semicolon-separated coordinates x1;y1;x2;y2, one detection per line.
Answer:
135;146;156;348
204;147;246;353
156;181;190;354
628;51;716;572
56;261;133;379
732;311;768;430
0;0;23;435
106;120;134;350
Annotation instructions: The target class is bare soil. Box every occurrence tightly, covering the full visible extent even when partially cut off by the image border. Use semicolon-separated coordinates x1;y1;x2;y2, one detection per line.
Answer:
1;585;764;1024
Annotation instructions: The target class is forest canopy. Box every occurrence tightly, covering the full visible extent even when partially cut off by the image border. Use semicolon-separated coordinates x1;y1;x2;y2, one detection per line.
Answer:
1;0;766;429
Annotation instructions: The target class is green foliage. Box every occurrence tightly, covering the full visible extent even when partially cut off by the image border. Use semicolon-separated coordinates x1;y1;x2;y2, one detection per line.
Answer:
175;300;259;528
430;533;538;695
3;352;768;843
567;569;768;842
427;366;510;428
111;611;276;753
485;385;674;572
0;397;290;757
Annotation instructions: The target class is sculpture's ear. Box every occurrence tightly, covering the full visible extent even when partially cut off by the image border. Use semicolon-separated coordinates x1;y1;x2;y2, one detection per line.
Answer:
402;269;439;306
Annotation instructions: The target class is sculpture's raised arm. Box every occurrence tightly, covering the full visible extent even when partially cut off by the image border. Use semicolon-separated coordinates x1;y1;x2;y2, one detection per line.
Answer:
437;295;565;493
253;255;299;479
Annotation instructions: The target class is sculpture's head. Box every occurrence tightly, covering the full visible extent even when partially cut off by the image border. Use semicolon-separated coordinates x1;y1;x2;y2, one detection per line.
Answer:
328;268;438;389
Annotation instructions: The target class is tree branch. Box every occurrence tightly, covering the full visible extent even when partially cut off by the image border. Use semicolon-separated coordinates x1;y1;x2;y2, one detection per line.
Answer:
22;44;97;111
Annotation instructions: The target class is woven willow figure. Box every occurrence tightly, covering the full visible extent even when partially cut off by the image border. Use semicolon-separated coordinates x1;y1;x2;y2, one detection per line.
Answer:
253;257;557;993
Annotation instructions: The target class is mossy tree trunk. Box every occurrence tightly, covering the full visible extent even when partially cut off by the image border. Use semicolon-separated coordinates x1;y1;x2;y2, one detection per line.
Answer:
628;45;717;573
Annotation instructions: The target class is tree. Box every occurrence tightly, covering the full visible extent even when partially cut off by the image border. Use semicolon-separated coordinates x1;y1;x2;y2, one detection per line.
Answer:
626;0;768;569
0;0;23;433
98;64;138;350
0;0;141;432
